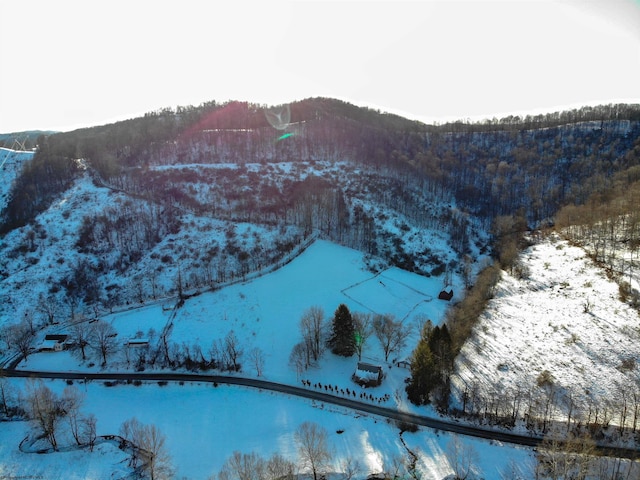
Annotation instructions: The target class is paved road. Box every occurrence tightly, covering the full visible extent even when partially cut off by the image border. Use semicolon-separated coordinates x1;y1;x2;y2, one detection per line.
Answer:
5;368;639;460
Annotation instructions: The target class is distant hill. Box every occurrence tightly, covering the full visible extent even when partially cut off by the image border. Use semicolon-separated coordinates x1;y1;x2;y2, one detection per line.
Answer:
0;147;35;213
2;97;639;235
0;130;58;150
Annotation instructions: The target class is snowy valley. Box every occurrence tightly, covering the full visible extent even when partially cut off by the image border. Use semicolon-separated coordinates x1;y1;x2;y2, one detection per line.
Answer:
1;101;640;479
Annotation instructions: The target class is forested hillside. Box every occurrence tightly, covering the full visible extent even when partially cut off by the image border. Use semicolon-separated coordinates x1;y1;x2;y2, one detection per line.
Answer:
3;99;639;233
1;98;639;328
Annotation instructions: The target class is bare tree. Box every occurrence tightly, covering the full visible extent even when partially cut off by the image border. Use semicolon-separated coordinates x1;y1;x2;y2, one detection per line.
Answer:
294;422;332;480
218;451;266;480
372;314;410;362
299;306;325;363
61;385;85;445
121;417;143;468
215;451;295;480
536;427;596;480
224;330;243;371
461;254;474;290
71;318;91;361
446;435;478;480
209;340;223;370
23;310;37;336
121;418;173;480
384;454;408;480
340;456;362;480
81;413;98;452
24;379;62;450
3;320;35;361
90;320;118;366
249;347;265;377
36;292;61;325
265;453;296;480
289;342;309;379
0;375;16;416
141;423;173;480
352;312;373;360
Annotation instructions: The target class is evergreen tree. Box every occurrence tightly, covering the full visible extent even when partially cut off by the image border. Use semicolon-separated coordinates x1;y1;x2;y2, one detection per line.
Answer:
406;323;453;407
406;336;435;405
327;304;356;357
429;324;453;379
428;324;453;409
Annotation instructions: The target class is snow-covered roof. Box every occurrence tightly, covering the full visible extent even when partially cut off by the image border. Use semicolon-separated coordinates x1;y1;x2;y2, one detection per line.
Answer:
39;339;63;350
355;362;382;381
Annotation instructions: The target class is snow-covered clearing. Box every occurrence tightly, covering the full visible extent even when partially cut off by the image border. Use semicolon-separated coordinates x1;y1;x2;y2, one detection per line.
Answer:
6;240;536;478
454;234;640;415
3;379;534;480
0;419;131;480
22;240;452;386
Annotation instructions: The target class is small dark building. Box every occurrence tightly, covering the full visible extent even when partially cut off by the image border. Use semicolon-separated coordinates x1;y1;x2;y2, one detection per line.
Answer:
126;338;149;348
353;362;383;387
438;289;454;301
396;360;411;369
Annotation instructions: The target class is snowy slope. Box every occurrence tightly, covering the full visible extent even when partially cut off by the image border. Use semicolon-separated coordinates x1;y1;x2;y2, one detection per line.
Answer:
0;171;306;327
453;234;640;419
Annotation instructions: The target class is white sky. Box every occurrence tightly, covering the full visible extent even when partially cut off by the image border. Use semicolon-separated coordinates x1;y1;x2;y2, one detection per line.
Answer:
0;0;639;132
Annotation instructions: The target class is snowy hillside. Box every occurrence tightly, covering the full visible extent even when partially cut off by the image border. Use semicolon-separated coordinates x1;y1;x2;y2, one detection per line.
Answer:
453;234;640;426
0;155;484;329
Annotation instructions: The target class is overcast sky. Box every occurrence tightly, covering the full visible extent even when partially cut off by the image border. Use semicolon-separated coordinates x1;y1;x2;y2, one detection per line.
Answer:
1;0;639;132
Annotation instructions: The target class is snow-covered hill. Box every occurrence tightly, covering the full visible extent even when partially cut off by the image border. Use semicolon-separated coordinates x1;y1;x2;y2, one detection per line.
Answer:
453;234;640;428
0;156;483;329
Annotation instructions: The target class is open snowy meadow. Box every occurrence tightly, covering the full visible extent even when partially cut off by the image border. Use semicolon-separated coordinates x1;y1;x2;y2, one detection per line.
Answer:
6;240;536;479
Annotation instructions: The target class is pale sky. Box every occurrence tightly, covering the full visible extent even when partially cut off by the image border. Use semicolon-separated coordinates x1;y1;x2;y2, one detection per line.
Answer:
1;0;639;132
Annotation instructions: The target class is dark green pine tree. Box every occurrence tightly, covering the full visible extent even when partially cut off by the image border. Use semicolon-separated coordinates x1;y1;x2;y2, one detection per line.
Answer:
406;323;453;408
406;336;435;405
328;304;356;357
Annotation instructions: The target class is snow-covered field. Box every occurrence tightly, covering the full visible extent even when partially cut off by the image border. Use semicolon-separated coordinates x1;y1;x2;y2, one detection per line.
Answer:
454;234;640;417
0;419;131;480
21;240;453;385
5;240;536;479
18;240;453;422
2;379;535;479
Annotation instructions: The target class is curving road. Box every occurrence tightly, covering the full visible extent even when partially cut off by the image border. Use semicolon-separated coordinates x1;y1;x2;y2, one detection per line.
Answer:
5;368;639;460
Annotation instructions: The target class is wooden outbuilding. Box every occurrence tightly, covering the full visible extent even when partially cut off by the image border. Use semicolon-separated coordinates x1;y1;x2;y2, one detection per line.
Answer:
438;289;454;301
39;334;69;352
353;362;383;387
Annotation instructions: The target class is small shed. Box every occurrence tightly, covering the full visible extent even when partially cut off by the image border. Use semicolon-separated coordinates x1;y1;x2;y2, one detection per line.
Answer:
438;289;454;301
353;362;383;387
40;334;69;352
396;360;411;370
126;338;149;348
